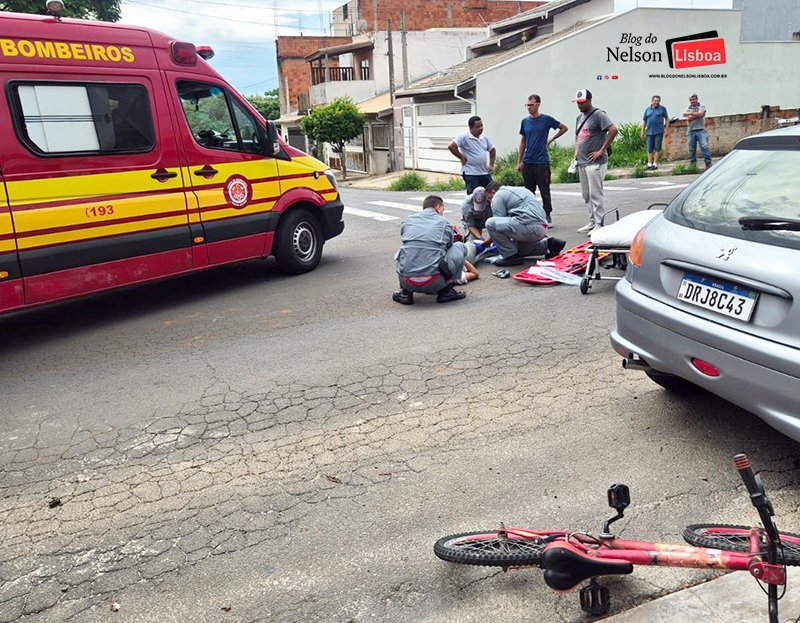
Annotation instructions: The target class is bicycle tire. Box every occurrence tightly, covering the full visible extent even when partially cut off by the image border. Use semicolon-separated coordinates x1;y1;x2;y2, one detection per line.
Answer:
683;524;800;566
434;531;545;567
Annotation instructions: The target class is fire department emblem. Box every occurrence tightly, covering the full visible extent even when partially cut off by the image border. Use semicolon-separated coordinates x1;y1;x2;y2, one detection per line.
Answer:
224;176;251;208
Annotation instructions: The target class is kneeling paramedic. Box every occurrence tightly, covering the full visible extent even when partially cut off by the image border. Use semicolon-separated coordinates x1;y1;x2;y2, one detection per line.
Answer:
393;195;468;305
484;182;566;267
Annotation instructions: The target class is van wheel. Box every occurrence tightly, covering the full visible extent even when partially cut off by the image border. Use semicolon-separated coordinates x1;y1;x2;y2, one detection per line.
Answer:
274;209;322;274
645;370;703;394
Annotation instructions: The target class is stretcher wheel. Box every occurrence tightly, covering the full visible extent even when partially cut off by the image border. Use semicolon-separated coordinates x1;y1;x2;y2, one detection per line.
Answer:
580;276;591;295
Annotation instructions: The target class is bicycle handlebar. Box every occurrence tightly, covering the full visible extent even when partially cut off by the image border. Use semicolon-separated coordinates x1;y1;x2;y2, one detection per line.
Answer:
734;453;780;544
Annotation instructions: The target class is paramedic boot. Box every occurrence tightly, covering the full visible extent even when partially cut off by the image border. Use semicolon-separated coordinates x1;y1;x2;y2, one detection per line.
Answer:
392;289;413;305
437;285;466;304
545;237;566;259
437;258;454;281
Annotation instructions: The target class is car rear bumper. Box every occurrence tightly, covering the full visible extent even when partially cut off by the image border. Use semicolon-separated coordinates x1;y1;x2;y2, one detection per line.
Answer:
611;278;800;443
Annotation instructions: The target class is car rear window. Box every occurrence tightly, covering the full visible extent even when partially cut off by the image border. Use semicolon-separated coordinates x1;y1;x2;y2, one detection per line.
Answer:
666;149;800;251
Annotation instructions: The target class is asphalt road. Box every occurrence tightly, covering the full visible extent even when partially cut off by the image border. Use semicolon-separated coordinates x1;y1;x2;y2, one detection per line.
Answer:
2;176;799;623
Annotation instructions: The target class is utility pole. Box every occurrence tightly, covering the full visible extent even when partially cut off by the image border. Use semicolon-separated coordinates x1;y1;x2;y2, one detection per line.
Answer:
401;10;409;89
387;20;396;172
373;0;378;34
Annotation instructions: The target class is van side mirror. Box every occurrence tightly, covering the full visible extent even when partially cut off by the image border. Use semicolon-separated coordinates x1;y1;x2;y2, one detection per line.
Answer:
264;120;280;156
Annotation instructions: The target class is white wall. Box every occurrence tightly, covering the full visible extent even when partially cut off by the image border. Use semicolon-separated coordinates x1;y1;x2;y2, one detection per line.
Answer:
476;8;800;159
310;80;377;107
371;29;486;94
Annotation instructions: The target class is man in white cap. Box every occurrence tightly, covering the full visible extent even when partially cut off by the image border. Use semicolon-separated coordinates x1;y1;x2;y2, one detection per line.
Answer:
573;89;617;234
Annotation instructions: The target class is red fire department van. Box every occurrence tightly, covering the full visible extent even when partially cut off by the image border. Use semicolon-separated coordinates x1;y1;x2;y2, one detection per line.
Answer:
0;11;344;314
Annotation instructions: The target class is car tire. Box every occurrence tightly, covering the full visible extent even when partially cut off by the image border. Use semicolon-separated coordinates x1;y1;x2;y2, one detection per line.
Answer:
645;370;703;394
274;208;322;274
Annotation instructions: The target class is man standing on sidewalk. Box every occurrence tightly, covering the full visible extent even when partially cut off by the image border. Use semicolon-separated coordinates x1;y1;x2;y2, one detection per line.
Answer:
640;95;669;170
684;93;712;168
449;116;496;194
573;89;617;235
516;94;568;225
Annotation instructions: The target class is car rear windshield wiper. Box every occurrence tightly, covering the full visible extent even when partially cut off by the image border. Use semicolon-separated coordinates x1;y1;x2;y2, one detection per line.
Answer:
739;216;800;231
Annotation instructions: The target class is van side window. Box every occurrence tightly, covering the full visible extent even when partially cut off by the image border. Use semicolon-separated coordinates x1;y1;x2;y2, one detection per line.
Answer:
10;82;154;155
177;80;263;155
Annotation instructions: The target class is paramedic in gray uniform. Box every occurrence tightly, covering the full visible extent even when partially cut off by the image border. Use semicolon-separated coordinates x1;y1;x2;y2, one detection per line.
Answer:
392;195;468;305
484;182;565;267
461;186;492;242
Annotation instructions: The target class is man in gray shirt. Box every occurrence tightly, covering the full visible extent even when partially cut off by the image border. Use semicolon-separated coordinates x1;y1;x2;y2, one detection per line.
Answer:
448;116;496;194
393;195;467;305
573;89;617;234
684;93;712;168
484;182;565;266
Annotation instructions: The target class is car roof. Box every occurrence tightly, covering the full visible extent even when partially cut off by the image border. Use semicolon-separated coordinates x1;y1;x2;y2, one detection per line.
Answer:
736;123;800;149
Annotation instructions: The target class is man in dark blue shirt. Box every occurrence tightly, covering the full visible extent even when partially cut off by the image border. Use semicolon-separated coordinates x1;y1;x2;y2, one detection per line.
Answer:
516;94;568;224
640;95;669;170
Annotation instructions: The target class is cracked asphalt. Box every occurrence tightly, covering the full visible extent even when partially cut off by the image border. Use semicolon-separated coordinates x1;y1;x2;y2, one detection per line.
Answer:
2;180;799;623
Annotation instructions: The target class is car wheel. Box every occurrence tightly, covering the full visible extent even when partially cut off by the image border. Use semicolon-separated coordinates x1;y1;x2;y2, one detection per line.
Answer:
274;209;322;274
645;370;703;394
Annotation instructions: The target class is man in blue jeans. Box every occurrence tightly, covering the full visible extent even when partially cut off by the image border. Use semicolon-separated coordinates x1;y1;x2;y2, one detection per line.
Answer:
640;95;669;170
684;93;712;168
448;116;496;194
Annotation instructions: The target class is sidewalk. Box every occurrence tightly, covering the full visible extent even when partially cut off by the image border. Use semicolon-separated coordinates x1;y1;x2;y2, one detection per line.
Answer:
604;571;800;622
334;161;696;191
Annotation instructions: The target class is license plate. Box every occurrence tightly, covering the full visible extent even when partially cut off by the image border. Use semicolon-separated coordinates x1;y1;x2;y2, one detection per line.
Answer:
677;273;759;321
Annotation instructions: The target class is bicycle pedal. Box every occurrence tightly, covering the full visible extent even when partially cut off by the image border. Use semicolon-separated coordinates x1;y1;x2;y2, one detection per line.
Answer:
579;582;610;615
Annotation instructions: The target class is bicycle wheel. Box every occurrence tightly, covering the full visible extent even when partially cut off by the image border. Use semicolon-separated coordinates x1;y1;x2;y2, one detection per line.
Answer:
683;524;800;566
434;531;545;567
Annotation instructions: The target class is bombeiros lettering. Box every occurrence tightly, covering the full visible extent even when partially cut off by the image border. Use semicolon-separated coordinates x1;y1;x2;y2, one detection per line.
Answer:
0;38;135;63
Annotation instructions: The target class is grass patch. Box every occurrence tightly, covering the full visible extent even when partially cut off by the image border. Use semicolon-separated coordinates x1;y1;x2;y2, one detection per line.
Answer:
604;172;619;181
387;172;427;191
608;122;647;168
491;151;524;186
631;163;647;178
671;162;699;175
428;177;466;192
387;172;465;192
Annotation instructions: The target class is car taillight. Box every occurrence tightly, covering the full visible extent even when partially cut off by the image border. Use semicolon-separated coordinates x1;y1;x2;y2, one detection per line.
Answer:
171;41;198;65
629;227;646;267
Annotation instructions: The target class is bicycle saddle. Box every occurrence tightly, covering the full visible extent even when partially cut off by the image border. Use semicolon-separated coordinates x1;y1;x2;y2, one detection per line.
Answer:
542;541;633;591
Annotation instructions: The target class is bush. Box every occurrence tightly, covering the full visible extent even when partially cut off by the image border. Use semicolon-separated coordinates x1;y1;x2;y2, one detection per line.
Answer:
631;163;647;178
428;177;466;192
608;122;647;168
387;172;427;191
549;144;578;183
492;151;524;186
671;162;699;175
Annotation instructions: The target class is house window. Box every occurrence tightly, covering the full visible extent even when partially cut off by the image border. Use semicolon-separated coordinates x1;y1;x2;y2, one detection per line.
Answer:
372;124;390;150
342;4;348;20
10;82;154;155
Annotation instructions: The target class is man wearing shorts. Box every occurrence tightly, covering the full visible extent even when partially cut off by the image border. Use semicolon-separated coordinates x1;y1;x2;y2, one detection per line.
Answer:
641;95;669;170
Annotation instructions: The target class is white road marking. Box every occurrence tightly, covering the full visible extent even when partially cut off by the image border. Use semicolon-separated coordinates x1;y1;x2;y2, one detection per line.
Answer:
369;200;451;213
643;183;688;191
343;206;399;221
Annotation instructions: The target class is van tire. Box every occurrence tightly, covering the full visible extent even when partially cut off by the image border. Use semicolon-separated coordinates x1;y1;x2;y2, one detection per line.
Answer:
274;209;323;274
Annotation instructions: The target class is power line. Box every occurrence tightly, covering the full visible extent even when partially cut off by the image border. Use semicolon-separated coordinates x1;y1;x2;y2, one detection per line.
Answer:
125;0;328;30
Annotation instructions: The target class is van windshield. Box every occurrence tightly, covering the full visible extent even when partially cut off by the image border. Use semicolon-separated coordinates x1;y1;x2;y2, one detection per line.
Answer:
667;149;800;251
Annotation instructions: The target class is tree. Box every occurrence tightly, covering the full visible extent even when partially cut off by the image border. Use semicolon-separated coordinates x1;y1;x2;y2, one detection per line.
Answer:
246;89;280;121
2;0;121;21
300;97;364;180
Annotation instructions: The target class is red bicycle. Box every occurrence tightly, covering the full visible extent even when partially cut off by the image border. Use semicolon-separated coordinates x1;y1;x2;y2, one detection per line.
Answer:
434;454;800;621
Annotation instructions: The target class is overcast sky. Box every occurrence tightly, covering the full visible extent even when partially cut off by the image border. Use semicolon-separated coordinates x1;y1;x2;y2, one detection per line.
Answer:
118;0;733;97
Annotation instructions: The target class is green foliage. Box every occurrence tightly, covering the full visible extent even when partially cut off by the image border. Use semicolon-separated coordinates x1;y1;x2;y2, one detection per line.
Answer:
246;89;280;121
671;162;699;175
492;151;524;186
387;174;466;192
607;122;648;168
548;144;578;183
301;97;364;179
387;172;427;192
2;0;121;20
631;163;647;178
428;177;466;192
181;87;235;134
605;172;620;181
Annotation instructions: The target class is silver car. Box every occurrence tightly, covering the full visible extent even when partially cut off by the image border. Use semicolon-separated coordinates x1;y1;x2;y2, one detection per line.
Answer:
611;124;800;442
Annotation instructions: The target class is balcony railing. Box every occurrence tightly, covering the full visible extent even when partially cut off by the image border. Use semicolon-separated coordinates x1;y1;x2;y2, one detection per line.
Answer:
311;65;370;85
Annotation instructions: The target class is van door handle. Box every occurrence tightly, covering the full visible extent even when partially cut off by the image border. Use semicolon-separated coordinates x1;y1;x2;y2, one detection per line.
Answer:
194;167;219;177
151;169;178;181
